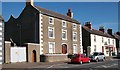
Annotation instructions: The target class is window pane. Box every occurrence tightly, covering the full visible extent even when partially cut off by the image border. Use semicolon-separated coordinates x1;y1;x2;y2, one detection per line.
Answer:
48;27;54;38
62;21;66;27
73;45;77;54
49;17;54;24
49;42;55;53
73;32;77;41
62;30;67;40
73;24;77;29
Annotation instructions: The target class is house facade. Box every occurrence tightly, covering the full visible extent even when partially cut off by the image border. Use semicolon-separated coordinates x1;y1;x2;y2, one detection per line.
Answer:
0;16;4;64
82;22;117;56
5;0;82;62
114;32;120;54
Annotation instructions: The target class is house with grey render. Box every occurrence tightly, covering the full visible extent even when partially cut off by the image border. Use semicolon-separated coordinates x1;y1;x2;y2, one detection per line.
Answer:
5;0;82;62
82;22;117;56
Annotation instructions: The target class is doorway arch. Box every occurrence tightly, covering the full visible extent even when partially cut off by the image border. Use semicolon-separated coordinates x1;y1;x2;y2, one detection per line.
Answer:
62;44;67;54
32;50;36;62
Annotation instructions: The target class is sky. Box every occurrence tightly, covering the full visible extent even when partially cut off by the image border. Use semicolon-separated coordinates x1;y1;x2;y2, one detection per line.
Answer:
2;2;119;33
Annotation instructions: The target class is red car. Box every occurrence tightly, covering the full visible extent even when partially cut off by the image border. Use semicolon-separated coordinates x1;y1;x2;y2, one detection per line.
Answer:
71;54;91;64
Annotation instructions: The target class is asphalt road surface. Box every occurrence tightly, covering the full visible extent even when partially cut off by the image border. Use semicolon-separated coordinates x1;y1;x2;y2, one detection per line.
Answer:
32;59;119;68
2;59;120;70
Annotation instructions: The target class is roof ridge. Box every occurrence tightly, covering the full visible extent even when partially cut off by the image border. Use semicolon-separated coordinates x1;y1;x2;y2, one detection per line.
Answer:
33;5;80;24
83;26;114;38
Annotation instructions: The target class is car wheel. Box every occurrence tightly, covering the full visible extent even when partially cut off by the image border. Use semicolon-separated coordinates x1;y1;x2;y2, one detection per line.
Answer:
102;57;105;61
80;61;83;64
96;58;99;62
88;60;90;63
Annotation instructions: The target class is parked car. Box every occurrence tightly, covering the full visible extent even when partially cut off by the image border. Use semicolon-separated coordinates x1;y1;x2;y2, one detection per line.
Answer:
117;52;120;58
71;54;91;64
89;52;105;62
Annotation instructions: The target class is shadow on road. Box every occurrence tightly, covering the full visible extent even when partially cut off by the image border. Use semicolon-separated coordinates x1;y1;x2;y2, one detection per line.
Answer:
112;57;120;59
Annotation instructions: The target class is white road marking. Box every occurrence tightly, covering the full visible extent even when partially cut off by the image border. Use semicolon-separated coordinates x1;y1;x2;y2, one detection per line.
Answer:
47;65;54;68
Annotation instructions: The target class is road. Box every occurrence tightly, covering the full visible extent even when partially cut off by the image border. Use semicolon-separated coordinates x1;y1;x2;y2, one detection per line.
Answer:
2;59;120;70
32;59;119;68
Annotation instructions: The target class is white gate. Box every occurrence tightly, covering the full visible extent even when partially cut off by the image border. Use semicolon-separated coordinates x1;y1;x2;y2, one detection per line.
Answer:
11;47;26;63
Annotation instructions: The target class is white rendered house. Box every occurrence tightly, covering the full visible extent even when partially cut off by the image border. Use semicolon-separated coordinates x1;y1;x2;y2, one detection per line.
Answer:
82;22;117;56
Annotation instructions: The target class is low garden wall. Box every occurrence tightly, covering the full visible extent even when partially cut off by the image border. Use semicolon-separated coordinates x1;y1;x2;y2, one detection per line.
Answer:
40;54;70;62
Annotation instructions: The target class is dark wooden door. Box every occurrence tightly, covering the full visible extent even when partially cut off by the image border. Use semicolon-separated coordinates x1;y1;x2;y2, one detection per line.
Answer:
32;50;36;62
62;44;67;54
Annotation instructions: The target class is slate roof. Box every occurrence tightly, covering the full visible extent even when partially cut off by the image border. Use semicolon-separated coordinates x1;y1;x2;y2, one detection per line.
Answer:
83;26;114;38
114;34;120;40
0;15;4;21
34;6;80;24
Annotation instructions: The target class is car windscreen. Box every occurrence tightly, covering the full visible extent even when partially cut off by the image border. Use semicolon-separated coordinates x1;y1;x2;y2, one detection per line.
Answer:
93;53;99;56
73;54;79;58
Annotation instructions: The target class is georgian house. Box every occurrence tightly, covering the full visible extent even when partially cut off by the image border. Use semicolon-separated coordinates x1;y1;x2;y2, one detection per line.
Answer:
82;22;117;56
0;16;4;64
5;0;82;62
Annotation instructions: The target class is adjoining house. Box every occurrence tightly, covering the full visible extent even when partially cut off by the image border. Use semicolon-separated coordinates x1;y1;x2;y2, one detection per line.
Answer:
114;32;120;54
5;0;83;62
0;15;4;64
82;22;117;56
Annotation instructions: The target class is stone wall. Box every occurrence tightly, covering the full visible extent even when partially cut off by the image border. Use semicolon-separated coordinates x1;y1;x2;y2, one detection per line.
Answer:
4;41;11;63
26;43;40;62
40;54;69;62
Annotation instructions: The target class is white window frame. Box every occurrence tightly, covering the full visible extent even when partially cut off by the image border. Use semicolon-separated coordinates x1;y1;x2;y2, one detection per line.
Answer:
73;32;77;41
62;29;67;40
73;44;78;54
48;27;55;39
48;42;55;54
49;17;54;25
73;23;77;30
62;20;67;27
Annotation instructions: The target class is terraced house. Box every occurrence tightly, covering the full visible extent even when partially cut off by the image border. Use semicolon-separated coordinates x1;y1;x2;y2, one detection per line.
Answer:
5;0;82;62
82;22;117;56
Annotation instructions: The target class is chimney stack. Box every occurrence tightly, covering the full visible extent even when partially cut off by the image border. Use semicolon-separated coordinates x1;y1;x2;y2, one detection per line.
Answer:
99;26;105;33
67;9;73;18
116;32;120;36
26;0;34;6
85;22;92;29
107;29;112;35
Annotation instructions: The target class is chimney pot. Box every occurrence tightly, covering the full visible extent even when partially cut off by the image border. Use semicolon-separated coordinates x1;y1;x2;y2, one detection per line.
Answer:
26;0;34;6
67;9;73;18
116;32;120;36
99;26;105;33
107;29;112;35
85;22;92;29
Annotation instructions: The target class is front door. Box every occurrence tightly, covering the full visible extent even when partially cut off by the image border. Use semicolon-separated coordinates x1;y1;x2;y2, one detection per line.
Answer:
62;44;67;54
32;50;36;62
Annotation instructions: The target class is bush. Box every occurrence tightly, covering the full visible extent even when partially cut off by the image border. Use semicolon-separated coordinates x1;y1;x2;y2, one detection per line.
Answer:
67;54;73;59
112;52;116;56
